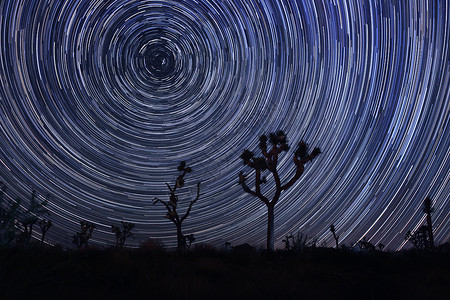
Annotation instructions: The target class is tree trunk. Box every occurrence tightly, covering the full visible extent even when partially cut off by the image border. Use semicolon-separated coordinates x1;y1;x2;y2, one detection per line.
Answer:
176;224;184;254
426;213;434;249
267;204;274;251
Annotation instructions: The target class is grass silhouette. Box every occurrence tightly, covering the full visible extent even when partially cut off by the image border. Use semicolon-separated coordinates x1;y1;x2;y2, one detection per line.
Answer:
1;245;449;299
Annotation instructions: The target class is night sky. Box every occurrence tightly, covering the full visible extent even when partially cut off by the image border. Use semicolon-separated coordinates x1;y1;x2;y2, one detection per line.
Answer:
0;0;448;250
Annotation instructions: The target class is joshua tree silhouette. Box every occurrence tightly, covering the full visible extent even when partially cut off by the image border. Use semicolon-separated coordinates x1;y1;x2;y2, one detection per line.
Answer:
422;197;434;249
405;197;436;251
239;131;321;251
19;190;50;246
73;221;96;248
406;226;430;251
38;219;52;245
0;182;20;246
1;183;51;247
111;221;135;249
153;161;200;254
330;224;339;249
282;232;312;251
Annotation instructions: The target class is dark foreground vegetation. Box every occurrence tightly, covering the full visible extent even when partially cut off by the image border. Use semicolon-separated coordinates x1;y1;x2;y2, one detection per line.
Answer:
1;244;449;300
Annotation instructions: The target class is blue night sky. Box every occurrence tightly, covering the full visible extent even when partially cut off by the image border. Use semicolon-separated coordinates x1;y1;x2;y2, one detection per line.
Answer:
0;0;448;250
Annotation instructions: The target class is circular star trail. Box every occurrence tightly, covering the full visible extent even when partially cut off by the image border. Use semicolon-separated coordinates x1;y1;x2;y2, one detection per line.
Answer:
0;0;448;250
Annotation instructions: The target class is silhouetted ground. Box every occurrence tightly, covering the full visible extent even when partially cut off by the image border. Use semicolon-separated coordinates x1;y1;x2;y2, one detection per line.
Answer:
1;245;449;299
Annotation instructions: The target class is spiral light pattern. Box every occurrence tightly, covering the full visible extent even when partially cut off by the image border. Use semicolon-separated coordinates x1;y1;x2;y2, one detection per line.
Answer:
0;0;448;250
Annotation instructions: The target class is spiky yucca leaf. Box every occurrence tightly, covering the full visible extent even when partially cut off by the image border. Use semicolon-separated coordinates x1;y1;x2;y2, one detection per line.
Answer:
280;142;290;152
311;147;321;158
177;161;186;171
176;177;185;188
422;197;434;214
276;130;287;142
165;211;177;219
269;133;278;144
240;149;254;163
259;135;268;149
330;224;335;233
295;141;309;159
253;157;268;170
259;134;268;143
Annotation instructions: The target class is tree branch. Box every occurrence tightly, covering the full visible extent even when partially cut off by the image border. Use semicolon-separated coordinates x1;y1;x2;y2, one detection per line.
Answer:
272;169;282;191
281;156;312;191
153;197;172;212
255;169;262;195
245;161;255;169
239;173;258;197
239;172;269;205
261;147;270;161
173;170;187;192
165;183;173;193
266;146;279;170
181;182;201;222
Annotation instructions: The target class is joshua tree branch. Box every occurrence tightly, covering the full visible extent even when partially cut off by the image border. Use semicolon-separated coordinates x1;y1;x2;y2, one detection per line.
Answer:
173;170;187;192
181;182;201;222
255;169;262;195
239;172;269;205
281;156;311;191
273;146;283;162
254;169;270;205
261;148;269;160
240;177;258;197
165;183;173;193
272;168;282;190
245;161;255;169
153;197;172;212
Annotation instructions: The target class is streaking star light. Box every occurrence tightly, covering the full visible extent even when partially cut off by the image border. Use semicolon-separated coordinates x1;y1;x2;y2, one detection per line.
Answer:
0;0;448;250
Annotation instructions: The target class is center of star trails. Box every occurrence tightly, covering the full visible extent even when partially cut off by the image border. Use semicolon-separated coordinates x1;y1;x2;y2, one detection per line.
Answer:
142;41;178;80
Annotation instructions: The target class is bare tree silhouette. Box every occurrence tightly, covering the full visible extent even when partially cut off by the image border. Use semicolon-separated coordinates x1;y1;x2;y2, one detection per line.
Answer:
153;161;200;254
239;131;321;251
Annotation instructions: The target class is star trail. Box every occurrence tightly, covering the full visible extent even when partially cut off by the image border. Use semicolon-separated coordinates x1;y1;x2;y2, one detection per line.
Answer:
0;0;448;250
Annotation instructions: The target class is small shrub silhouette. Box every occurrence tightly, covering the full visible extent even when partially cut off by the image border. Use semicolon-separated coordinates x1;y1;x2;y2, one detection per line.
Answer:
357;237;376;251
139;238;166;253
282;232;315;252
